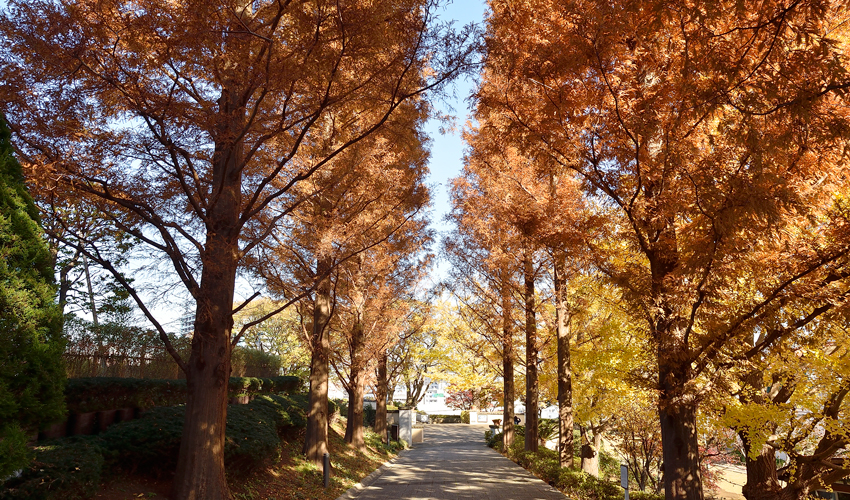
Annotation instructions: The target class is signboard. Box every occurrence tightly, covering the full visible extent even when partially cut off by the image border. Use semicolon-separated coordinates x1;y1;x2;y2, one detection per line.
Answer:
620;464;629;488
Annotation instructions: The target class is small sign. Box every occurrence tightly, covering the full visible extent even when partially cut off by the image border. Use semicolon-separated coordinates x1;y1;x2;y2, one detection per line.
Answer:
477;414;488;422
620;464;629;489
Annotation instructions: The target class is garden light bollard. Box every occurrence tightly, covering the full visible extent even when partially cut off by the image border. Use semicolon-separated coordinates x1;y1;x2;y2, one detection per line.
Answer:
620;464;629;500
324;453;330;488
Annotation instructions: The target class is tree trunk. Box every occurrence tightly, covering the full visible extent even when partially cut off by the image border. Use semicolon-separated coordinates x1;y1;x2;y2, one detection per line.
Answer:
375;353;388;444
344;319;366;450
501;267;515;450
553;252;574;468
171;113;243;499
524;250;538;453
344;375;365;450
658;354;703;500
580;426;601;477
740;435;782;500
303;255;333;466
646;219;703;500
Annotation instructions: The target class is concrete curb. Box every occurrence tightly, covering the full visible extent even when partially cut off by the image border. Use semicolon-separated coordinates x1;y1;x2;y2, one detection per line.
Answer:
333;448;410;500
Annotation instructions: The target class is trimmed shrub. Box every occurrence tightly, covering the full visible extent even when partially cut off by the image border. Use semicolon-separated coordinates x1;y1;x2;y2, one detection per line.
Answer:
629;492;663;500
460;410;470;424
428;414;462;424
501;432;627;500
61;376;302;415
1;437;104;500
556;469;624;500
99;393;308;477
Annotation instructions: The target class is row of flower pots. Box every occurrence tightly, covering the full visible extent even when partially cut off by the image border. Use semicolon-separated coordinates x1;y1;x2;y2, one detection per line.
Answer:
37;407;139;441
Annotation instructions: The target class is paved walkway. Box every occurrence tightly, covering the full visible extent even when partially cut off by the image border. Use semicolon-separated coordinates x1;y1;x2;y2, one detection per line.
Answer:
338;424;568;500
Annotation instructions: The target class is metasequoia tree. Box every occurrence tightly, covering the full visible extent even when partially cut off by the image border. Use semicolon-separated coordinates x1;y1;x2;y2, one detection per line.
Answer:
0;0;475;496
255;101;431;463
445;173;524;448
481;1;850;498
330;219;432;450
373;300;432;442
459;118;589;460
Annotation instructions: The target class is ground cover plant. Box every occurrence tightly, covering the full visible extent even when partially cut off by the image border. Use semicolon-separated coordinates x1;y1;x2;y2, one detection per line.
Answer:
486;428;662;500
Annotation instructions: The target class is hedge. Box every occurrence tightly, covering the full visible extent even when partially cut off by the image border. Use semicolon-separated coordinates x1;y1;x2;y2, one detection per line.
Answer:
486;429;660;500
100;393;308;477
63;376;301;414
428;414;462;423
1;393;309;499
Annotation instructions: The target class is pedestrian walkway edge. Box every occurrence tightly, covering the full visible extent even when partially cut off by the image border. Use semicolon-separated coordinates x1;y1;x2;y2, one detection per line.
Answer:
334;448;410;500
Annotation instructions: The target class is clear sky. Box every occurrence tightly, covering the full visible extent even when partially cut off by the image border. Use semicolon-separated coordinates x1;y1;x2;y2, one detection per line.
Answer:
424;0;488;234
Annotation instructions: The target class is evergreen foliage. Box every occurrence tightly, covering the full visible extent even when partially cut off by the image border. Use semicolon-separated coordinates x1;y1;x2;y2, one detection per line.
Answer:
0;117;65;478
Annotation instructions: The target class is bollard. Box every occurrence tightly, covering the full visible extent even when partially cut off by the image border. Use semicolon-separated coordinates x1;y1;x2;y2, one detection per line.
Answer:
323;452;330;488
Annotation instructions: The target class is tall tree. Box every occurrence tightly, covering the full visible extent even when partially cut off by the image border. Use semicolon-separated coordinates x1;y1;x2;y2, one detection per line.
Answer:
0;117;65;478
257;100;431;463
0;1;476;496
331;219;432;450
479;1;850;498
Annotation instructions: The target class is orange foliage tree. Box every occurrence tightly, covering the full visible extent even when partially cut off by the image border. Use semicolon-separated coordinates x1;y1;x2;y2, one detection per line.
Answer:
0;0;476;497
479;1;850;498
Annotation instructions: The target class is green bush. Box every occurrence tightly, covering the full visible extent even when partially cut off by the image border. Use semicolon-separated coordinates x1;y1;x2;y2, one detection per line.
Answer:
556;469;624;500
428;414;462;423
99;393;308;477
500;432;626;500
460;410;470;424
363;405;376;427
484;429;502;448
629;492;663;500
61;376;302;415
1;437;104;500
224;402;283;474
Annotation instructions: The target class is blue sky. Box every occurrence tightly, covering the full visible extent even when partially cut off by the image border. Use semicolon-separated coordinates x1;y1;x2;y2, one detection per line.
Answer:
424;0;488;234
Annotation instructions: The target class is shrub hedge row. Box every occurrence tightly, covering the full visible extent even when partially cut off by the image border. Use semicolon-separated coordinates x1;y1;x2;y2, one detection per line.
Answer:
2;394;309;500
428;414;462;423
485;430;663;500
64;376;301;414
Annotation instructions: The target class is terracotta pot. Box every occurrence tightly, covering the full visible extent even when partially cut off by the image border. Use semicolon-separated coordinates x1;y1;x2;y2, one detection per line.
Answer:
98;409;118;432
71;412;98;436
38;420;68;441
117;407;136;423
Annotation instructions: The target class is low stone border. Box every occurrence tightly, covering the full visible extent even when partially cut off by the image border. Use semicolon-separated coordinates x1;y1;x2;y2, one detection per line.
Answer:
334;449;409;500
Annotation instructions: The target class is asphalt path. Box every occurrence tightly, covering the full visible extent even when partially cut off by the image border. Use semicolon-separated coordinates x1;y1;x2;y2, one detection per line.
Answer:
337;424;568;500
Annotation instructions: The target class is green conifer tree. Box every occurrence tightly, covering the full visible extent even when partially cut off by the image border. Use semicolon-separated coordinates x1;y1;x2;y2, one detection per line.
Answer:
0;116;66;477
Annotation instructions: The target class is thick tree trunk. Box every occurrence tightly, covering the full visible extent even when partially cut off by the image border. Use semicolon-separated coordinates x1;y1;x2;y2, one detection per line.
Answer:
172;121;243;499
658;354;703;500
523;250;538;453
501;268;515;450
375;353;388;444
303;256;333;466
646;219;703;500
740;435;782;500
344;374;365;450
553;252;574;468
580;426;602;477
344;319;366;450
